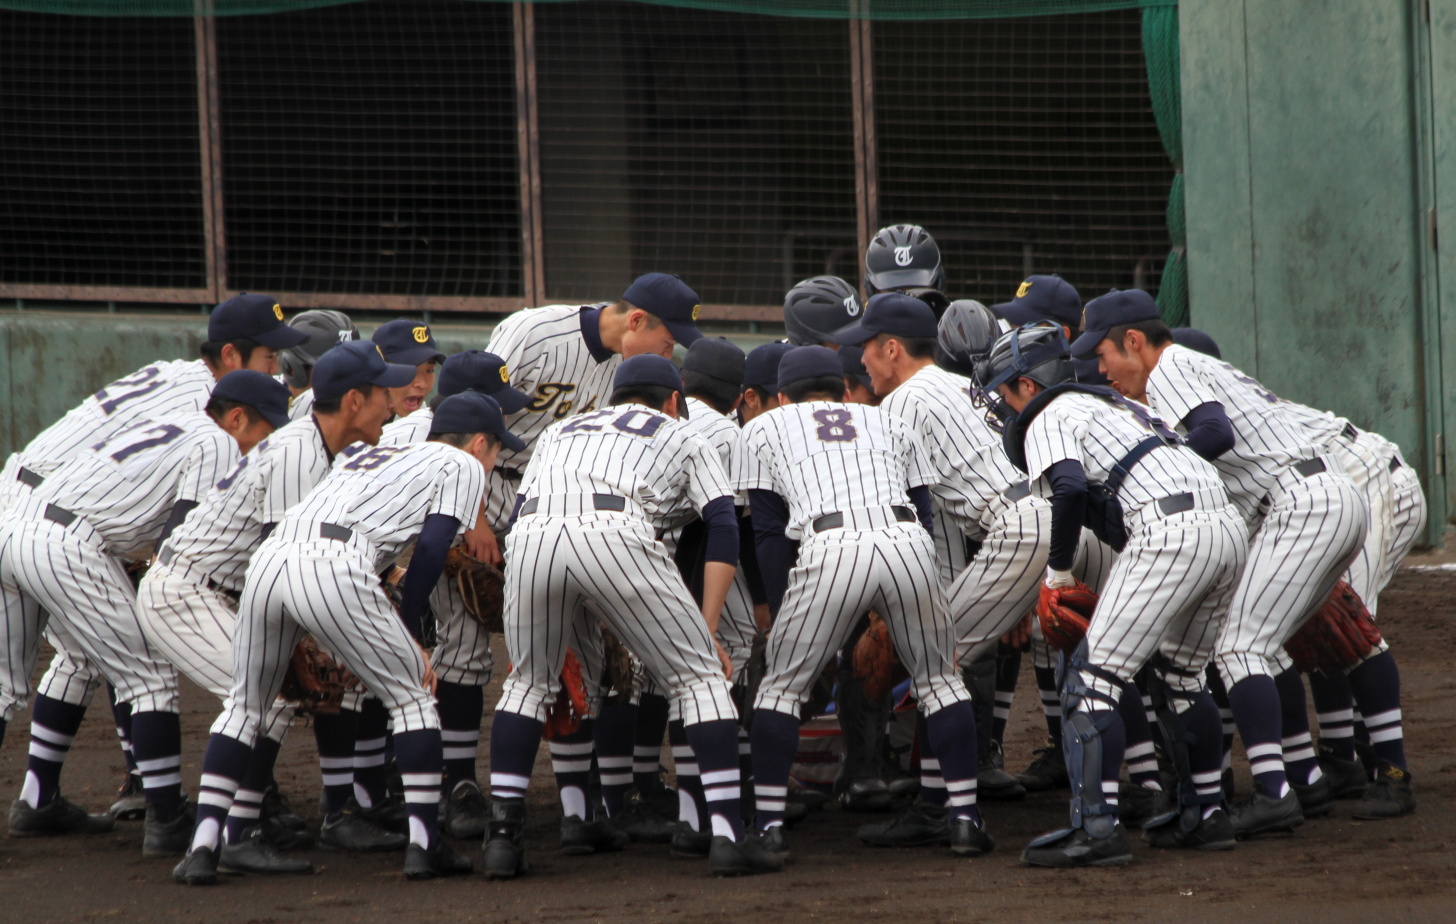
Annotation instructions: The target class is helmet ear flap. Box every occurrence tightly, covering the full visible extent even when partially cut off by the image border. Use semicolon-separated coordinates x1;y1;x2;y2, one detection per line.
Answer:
278;350;311;390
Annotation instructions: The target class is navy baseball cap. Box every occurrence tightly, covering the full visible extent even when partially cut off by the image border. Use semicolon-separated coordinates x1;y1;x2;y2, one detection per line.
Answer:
838;344;872;389
208;293;310;350
210;370;293;429
743;342;793;390
835;292;939;346
437;350;530;414
1073;356;1109;387
1171;327;1223;360
682;337;746;388
311;341;418;402
622;273;703;347
372;319;447;367
777;345;843;393
1070;289;1162;357
430;392;526;452
992;275;1083;331
613;354;684;393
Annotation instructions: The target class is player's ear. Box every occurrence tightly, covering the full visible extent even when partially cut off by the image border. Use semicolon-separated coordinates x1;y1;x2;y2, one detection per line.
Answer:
664;391;681;419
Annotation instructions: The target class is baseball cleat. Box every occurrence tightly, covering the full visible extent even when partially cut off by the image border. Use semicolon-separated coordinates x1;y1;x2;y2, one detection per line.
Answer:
361;792;410;835
441;780;489;840
172;846;220;886
669;822;713;858
1021;824;1133;868
218;828;315;875
708;833;785;877
758;824;790;860
948;814;995;857
8;794;116;837
404;840;474;880
110;772;148;821
482;799;529;879
978;742;1027;802
1230;790;1304;838
1142;808;1237;851
837;778;894;813
319;799;408;852
559;815;629;855
262;782;308;832
1118;784;1173;830
857;802;950;848
1291;773;1334;818
1351;762;1416;819
142;800;196;858
607;794;676;844
1016;740;1070;792
1317;750;1372;800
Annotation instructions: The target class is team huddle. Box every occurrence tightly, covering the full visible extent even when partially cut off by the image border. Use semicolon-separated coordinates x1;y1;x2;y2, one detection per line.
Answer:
0;224;1423;886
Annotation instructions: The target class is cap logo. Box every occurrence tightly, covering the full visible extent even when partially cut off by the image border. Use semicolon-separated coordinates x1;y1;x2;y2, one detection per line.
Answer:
691;304;701;322
412;326;430;344
337;329;351;342
1016;281;1032;298
894;246;913;266
272;303;284;321
499;364;510;384
844;295;860;317
375;345;386;361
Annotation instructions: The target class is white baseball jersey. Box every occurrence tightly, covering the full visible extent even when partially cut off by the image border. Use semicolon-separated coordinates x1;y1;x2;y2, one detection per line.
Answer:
160;417;334;593
378;407;434;448
288;387;316;421
732;401;937;540
1144;345;1325;522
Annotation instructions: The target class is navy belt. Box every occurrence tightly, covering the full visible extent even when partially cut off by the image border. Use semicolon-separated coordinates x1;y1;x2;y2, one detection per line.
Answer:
319;522;354;542
1294;458;1327;478
519;494;626;517
43;503;76;527
1003;481;1031;502
1157;493;1195;516
1341;422;1359;441
812;506;914;533
17;467;43;488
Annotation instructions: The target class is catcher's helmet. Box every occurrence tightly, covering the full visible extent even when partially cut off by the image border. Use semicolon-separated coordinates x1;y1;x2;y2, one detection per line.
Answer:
865;224;944;294
278;309;360;389
935;299;1001;377
976;322;1075;394
783;275;861;346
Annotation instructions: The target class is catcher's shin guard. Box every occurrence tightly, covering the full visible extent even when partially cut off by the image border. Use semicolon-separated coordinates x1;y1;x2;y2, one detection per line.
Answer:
1144;658;1224;836
1058;648;1123;839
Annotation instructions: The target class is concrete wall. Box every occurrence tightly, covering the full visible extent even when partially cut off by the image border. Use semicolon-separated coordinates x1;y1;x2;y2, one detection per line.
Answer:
1182;0;1445;542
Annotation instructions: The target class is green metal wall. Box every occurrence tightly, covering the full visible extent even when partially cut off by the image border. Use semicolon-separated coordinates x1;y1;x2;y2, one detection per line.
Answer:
1181;0;1445;543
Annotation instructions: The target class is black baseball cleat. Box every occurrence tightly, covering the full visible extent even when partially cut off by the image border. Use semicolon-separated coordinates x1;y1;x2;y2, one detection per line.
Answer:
1230;790;1304;838
949;814;995;857
669;822;713;858
559;815;629;855
1316;749;1370;800
838;778;894;813
1291;774;1334;818
858;802;950;848
607;793;676;844
260;810;314;851
172;846;219;886
708;833;786;877
404;840;473;880
482;799;530;879
441;780;489;840
1143;808;1237;851
319;799;408;852
8;794;116;837
218;828;315;875
1016;740;1069;792
1022;824;1133;868
978;742;1027;802
110;772;147;821
1351;761;1416;820
142;800;196;858
262;782;308;832
362;792;410;835
758;824;790;860
1118;784;1173;830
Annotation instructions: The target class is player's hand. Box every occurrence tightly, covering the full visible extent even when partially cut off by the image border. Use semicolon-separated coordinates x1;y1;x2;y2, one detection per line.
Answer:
753;603;772;633
417;643;438;695
1044;567;1076;589
464;526;502;568
1001;612;1033;649
716;641;733;681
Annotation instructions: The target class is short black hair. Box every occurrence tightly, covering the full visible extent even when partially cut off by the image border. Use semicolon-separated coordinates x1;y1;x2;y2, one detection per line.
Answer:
312;382;376;415
429;431;501;451
610;384;677;410
427;391;448;411
874;332;937;360
203;395;265;427
1107;319;1172;351
782;374;847;404
682;371;738;415
200;337;264;368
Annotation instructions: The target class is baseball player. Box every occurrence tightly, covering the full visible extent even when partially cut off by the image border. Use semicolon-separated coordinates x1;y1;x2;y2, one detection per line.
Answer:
1074;290;1371;837
139;341;412;872
1;371;291;856
278;309;359;421
848;296;1050;848
484;354;777;877
784;275;861;347
172;391;520;884
733;345;991;859
739;342;792;425
0;293;307;821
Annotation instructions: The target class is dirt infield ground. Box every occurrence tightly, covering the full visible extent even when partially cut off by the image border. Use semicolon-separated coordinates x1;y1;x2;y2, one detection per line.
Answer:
1;565;1453;924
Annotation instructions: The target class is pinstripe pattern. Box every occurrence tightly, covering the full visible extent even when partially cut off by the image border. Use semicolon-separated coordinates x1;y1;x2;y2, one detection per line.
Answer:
949;496;1049;666
287;387;315;421
1382;462;1426;598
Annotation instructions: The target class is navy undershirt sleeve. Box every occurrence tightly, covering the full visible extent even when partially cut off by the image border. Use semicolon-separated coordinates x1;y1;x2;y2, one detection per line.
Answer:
908;484;934;537
1181;401;1236;461
738;511;767;606
1045;459;1089;572
747;489;797;617
400;513;462;643
156;499;197;547
700;496;740;566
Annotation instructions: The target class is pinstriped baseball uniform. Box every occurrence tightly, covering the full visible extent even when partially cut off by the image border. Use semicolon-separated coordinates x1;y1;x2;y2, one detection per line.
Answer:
1382;449;1426;597
1144;346;1367;686
213;441;486;744
483;305;622;530
496;404;737;728
732;401;969;717
288;387;315;421
1022;391;1248;704
136;417;335;735
879;365;1050;667
1;413;235;721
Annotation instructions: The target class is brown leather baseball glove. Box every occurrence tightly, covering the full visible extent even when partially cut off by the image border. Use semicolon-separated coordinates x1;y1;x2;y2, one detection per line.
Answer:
444;546;505;633
279;635;358;715
850;610;905;701
543;649;591;740
600;625;636;705
1285;580;1384;673
1036;580;1099;653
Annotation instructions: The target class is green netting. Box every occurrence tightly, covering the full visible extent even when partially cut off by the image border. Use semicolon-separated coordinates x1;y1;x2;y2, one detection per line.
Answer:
0;0;1172;18
1141;3;1186;326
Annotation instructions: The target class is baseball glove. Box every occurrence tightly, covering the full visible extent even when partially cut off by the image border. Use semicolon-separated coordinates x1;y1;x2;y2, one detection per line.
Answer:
443;546;505;633
850;611;905;702
1036;580;1099;653
279;635;358;715
599;625;636;705
543;649;591;740
1284;580;1384;673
